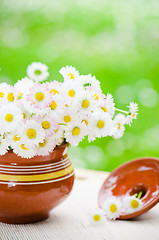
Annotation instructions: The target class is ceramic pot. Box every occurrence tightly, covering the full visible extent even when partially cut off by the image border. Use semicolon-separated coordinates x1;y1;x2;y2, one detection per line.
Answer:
0;143;74;224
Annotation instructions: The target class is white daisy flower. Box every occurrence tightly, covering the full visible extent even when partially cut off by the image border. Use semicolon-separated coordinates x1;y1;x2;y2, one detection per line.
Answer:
77;112;92;139
14;77;34;94
2;85;19;104
0;103;23;133
79;112;92;127
25;83;52;109
123;196;143;213
103;197;122;220
51;125;65;146
99;93;115;117
58;106;79;125
47;81;64;95
112;113;126;139
27;62;49;82
58;112;72;125
64;121;87;146
88;110;113;141
129;102;139;115
37;137;56;156
6;132;21;148
18;102;32;120
13;142;37;159
36;114;58;137
49;94;65;116
22;99;50;117
73;91;98;115
80;74;101;91
23;83;51;116
86;86;105;102
88;209;105;225
0;136;9;155
18;120;45;148
59;65;79;81
62;81;84;105
126;102;139;126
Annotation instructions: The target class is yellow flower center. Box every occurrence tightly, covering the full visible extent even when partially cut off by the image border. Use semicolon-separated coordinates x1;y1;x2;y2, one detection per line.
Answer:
42;121;50;129
82;119;88;126
50;89;58;95
13;134;21;142
68;89;75;97
93;214;100;222
64;115;71;123
102;107;107;112
21;144;28;150
97;120;105;129
23;113;26;119
5;114;13;122
17;92;23;99
7;93;14;102
110;204;117;213
72;127;80;136
131;200;139;209
68;73;74;79
118;123;121;129
93;94;99;100
0;92;4;98
65;104;69;107
82;100;89;108
39;140;46;148
26;128;37;139
35;92;44;101
50;101;57;110
132;113;135;118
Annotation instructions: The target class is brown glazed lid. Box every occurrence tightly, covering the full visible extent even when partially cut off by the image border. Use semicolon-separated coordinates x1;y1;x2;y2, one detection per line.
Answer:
98;157;159;219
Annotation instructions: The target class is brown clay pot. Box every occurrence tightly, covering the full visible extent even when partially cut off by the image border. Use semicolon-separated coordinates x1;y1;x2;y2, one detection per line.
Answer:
98;157;159;219
0;143;74;224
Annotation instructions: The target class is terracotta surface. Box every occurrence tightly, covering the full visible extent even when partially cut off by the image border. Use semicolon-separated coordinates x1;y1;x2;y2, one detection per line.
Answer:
0;143;75;224
98;157;159;219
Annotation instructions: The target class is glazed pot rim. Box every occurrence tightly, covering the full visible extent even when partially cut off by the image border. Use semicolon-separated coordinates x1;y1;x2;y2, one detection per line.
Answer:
0;142;69;165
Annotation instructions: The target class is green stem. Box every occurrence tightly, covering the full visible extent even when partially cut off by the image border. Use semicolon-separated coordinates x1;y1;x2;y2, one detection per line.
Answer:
59;123;67;126
115;108;130;115
137;191;143;200
133;191;143;199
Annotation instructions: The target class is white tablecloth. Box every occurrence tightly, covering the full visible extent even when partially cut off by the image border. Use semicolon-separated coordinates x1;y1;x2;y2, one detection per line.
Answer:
0;169;158;240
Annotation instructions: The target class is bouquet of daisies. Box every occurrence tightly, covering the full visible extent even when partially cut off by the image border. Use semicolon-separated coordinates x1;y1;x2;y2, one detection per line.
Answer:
0;62;138;158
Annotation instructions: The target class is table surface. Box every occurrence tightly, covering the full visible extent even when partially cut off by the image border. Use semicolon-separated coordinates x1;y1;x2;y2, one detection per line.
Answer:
0;168;159;240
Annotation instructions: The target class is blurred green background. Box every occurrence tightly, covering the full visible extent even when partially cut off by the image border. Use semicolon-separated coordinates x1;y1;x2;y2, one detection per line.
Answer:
0;0;159;171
